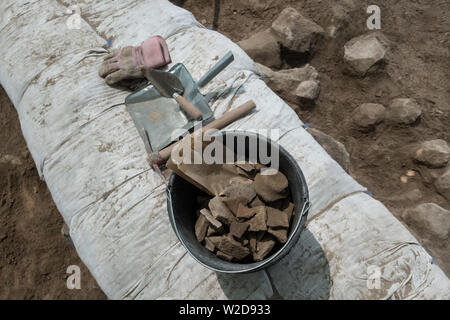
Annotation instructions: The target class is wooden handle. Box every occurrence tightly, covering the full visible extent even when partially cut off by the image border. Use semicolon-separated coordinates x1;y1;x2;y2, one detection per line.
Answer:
158;100;256;161
174;94;203;120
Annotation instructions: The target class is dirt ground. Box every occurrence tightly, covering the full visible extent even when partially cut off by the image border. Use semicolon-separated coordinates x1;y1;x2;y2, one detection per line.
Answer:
0;0;448;299
181;0;450;275
0;87;106;299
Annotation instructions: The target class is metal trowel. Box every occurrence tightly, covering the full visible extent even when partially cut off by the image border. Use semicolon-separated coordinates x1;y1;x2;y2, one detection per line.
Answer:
144;68;203;120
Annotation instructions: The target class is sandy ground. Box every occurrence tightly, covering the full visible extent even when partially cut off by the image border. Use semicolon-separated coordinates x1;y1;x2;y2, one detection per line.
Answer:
0;0;449;299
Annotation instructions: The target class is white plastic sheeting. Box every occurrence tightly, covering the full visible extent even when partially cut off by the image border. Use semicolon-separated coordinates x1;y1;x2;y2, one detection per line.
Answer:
0;0;449;299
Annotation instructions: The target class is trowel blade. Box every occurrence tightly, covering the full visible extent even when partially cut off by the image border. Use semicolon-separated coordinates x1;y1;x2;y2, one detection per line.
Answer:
144;68;184;98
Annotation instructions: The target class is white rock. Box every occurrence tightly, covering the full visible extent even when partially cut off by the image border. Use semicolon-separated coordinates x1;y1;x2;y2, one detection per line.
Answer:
435;168;450;201
386;98;422;125
344;32;387;77
307;128;350;172
238;29;281;69
413;139;450;168
402;203;450;241
256;63;319;104
271;7;325;54
295;80;320;100
352;103;386;130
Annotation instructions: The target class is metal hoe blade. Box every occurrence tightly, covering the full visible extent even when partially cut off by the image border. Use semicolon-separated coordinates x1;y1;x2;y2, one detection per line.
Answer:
145;68;184;98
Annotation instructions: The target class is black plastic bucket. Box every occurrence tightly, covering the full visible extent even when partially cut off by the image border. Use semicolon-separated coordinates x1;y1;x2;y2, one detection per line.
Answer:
166;130;310;273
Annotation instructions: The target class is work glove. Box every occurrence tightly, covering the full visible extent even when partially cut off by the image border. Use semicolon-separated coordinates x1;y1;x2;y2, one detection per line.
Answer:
99;35;171;87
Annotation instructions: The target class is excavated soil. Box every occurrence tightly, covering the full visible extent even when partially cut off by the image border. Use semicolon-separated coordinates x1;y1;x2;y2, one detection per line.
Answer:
181;0;450;275
0;0;449;299
0;87;106;299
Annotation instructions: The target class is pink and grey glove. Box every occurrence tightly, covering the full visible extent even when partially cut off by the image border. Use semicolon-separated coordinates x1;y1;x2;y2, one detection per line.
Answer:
99;36;171;86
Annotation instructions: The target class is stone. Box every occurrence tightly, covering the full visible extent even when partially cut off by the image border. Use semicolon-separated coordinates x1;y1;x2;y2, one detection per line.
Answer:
216;251;233;262
386;98;422;125
224;180;256;204
200;208;223;230
271;7;325;54
402;203;450;240
344;32;387;77
413;139;450;168
326;0;356;37
206;226;219;237
256;63;319;104
249;196;265;208
236;203;257;219
222;196;247;216
307;128;350;172
209;236;250;261
254;170;289;202
61;223;70;238
247;207;268;232
266;207;290;228
352;103;386;130
0;154;23;166
204;237;216;252
253;237;276;261
209;196;237;225
284;202;295;222
195;215;209;242
230;222;249;239
237;28;281;69
235;163;256;173
435;168;450;201
295;80;320;101
268;228;288;243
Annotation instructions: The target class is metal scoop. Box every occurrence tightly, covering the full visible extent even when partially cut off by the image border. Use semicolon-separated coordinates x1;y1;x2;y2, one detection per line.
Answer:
144;68;203;120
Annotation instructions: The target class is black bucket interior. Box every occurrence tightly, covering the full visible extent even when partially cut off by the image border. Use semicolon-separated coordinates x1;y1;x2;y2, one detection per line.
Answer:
166;130;310;273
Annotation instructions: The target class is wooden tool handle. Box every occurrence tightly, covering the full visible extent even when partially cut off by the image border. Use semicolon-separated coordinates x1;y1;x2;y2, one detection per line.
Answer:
157;100;256;161
174;94;203;120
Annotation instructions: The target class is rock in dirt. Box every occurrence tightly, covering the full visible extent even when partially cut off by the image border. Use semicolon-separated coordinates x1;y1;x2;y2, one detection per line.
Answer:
268;228;288;243
266;207;289;228
326;0;356;37
237;28;281;69
271;7;325;55
61;223;70;238
195;215;209;242
402;203;450;240
209;196;237;225
230;222;249;239
256;63;319;105
435;168;450;201
352;103;386;130
386;98;422;125
0;154;23;166
344;32;388;77
247;207;268;232
295;80;320;101
413;139;450;168
253;236;276;261
254;171;289;202
209;236;250;261
307;128;350;172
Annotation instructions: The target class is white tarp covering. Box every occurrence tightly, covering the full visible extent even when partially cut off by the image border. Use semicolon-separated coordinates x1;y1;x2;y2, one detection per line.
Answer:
0;0;449;299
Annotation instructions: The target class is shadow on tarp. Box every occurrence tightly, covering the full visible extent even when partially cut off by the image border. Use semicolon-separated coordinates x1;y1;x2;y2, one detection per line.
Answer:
216;228;331;299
